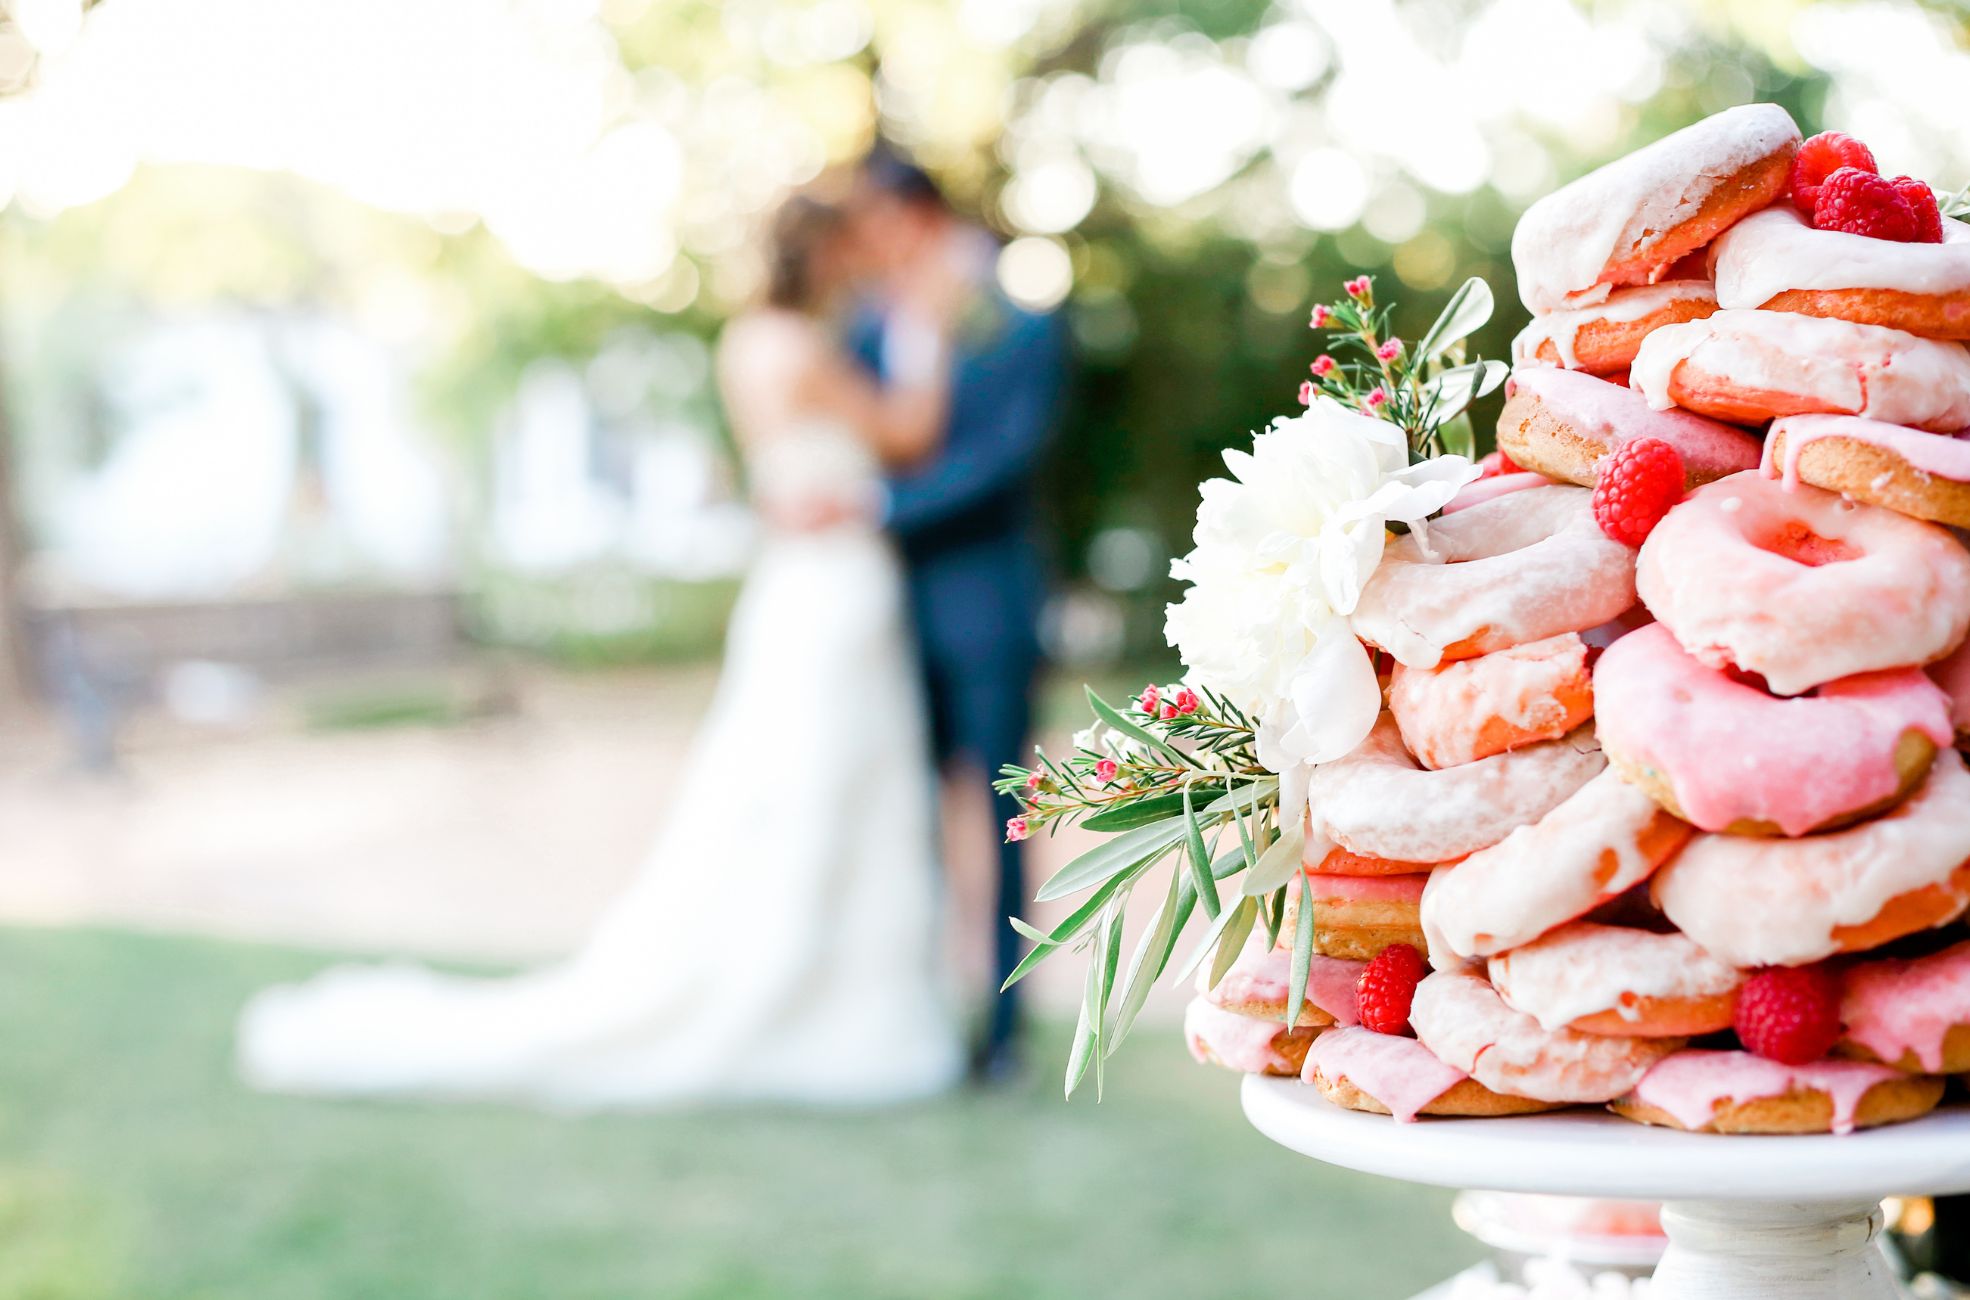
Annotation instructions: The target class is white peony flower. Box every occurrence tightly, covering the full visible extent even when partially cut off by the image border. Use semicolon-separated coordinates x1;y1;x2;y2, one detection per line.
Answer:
1163;400;1478;810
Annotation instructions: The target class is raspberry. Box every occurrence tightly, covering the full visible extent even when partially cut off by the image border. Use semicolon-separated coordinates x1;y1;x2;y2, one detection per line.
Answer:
1891;176;1944;243
1591;437;1686;547
1478;449;1523;479
1356;942;1427;1035
1734;965;1842;1065
1815;167;1919;242
1790;131;1878;216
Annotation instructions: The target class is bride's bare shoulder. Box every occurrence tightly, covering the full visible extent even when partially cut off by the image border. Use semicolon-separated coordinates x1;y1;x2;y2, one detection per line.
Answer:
720;308;825;370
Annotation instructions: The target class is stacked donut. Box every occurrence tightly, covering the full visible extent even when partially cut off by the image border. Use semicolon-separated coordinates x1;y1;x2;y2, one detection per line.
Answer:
1187;103;1970;1137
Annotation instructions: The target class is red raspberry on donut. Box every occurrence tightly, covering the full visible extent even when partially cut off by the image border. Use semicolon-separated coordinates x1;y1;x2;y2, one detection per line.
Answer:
1591;437;1685;547
1814;167;1919;242
1356;942;1427;1035
1478;449;1523;478
1790;131;1878;216
1734;965;1842;1066
1890;176;1945;243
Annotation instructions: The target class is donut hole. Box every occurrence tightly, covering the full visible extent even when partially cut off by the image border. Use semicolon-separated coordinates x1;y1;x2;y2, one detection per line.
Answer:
1750;518;1861;567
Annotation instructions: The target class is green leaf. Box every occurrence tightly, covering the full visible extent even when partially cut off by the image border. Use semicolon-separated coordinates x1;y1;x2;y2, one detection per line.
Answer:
1106;864;1197;1058
1417;277;1494;363
1420;360;1507;433
1008;916;1053;946
1065;943;1098;1099
1286;873;1317;1030
1034;814;1189;902
1080;793;1188;831
1437;413;1476;462
1241;816;1305;897
1263;882;1287;949
1085;687;1187;766
1174;880;1260;984
1003;858;1148;990
1181;783;1220;921
1092;900;1124;1098
1207;895;1259;989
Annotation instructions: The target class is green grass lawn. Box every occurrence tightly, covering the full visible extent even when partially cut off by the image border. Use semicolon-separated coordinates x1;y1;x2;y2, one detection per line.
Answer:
0;928;1478;1300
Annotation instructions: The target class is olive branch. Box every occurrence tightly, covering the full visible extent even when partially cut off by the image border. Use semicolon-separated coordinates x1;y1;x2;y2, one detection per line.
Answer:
1000;275;1506;1098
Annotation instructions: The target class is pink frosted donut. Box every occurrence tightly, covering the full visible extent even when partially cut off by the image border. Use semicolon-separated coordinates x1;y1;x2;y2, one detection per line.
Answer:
1421;769;1692;968
1511;103;1799;313
1182;997;1314;1076
1351;486;1637;671
1840;939;1970;1074
1512;280;1720;374
1306;714;1604;864
1613;1049;1940;1135
1387;632;1593;771
1595;623;1952;835
1765;414;1970;530
1636;471;1970;696
1409;972;1683;1104
1283;870;1429;962
1202;944;1363;1028
1713;205;1970;340
1496;368;1762;490
1630;308;1970;431
1653;748;1970;967
1932;640;1970;748
1300;1025;1562;1121
1490;923;1741;1038
1442;470;1554;515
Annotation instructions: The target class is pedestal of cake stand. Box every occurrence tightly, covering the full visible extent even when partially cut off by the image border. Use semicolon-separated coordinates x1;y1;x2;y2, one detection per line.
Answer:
1243;1076;1970;1299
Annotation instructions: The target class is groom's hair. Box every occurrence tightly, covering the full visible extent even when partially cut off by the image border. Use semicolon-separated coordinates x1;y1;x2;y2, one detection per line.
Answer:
859;141;950;213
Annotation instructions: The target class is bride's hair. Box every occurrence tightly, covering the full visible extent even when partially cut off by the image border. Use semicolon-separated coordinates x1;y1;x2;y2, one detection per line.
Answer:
764;195;845;312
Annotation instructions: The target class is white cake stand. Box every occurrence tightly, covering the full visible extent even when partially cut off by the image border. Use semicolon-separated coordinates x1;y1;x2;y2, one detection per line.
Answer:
1243;1076;1970;1299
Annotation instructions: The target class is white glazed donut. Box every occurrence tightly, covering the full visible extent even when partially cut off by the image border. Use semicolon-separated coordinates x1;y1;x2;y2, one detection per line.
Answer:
1511;103;1799;313
1512;281;1719;374
1489;922;1741;1037
1713;206;1970;340
1351;485;1637;671
1636;471;1970;695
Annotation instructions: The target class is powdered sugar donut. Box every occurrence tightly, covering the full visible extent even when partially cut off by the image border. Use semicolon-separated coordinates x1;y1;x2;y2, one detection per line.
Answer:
1612;1049;1942;1135
1307;714;1604;864
1630;308;1970;431
1409;972;1683;1104
1766;414;1970;530
1495;368;1761;490
1839;939;1970;1074
1281;870;1428;962
1511;103;1799;313
1421;770;1692;968
1595;623;1951;835
1387;632;1592;770
1714;205;1970;340
1489;922;1741;1038
1513;281;1720;373
1301;1026;1562;1121
1932;640;1970;749
1202;944;1364;1028
1183;998;1317;1076
1636;472;1970;696
1351;486;1637;670
1652;748;1970;967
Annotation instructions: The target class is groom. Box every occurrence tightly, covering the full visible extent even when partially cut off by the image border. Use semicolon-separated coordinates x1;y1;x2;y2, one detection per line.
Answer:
847;148;1068;1082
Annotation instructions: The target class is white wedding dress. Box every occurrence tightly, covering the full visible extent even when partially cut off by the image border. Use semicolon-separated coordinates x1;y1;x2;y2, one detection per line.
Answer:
236;415;964;1108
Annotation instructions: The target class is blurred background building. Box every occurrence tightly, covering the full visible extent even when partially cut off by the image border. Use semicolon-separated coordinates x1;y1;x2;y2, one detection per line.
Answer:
0;1;1967;1296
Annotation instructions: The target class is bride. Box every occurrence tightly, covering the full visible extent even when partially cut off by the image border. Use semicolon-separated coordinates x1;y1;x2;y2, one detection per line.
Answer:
236;195;966;1107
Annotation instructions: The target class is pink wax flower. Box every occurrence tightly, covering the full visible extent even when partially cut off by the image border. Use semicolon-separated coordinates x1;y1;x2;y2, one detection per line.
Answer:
1005;817;1030;842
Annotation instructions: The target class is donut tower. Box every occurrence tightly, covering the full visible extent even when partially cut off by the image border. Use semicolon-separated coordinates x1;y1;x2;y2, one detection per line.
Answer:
1185;103;1970;1135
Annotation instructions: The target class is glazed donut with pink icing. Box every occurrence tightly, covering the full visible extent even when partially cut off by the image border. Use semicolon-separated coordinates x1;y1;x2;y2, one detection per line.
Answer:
1932;640;1970;749
1713;205;1970;340
1636;472;1970;696
1629;308;1970;431
1612;1049;1943;1135
1281;869;1428;962
1839;939;1970;1074
1182;997;1317;1076
1489;922;1742;1038
1201;944;1363;1028
1495;368;1761;490
1386;632;1593;771
1307;714;1604;865
1351;486;1637;670
1511;103;1798;313
1595;623;1951;835
1512;281;1719;374
1300;1026;1562;1121
1653;749;1970;968
1420;770;1692;969
1409;972;1683;1104
1765;414;1970;530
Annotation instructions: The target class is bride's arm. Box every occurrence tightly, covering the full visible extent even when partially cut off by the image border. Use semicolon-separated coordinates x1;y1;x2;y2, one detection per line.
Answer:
795;319;950;471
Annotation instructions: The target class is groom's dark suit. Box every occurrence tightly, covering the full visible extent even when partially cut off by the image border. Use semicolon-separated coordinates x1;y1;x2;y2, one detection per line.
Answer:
853;285;1067;1059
